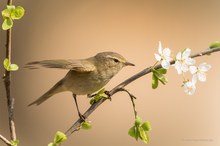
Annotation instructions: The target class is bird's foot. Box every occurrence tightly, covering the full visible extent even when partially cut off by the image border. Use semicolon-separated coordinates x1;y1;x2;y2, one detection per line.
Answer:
104;90;112;101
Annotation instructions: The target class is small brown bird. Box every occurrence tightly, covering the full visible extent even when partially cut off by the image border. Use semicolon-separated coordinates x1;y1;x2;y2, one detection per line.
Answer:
26;52;134;119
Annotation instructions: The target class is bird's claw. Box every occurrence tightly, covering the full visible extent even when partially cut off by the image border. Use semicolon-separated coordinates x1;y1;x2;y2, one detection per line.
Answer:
104;91;112;101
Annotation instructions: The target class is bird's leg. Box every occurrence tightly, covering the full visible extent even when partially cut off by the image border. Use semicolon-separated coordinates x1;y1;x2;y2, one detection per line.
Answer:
104;90;112;101
73;94;85;121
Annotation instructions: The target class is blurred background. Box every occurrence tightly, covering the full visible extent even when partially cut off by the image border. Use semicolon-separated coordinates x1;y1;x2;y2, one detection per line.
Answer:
0;0;220;146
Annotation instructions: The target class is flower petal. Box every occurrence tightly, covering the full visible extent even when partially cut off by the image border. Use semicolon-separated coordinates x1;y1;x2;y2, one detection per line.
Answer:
182;48;191;59
176;52;182;60
185;58;195;65
165;57;173;62
161;60;170;69
198;63;211;72
163;48;171;57
184;81;196;95
181;63;189;73
197;72;207;82
192;74;197;84
174;61;182;74
154;53;161;61
158;41;163;55
189;66;197;74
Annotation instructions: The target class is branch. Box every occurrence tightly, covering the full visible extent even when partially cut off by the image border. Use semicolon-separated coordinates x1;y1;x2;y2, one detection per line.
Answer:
65;47;220;136
0;134;11;146
2;0;17;141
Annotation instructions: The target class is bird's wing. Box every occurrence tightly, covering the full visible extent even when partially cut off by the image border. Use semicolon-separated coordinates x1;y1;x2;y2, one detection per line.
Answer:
25;59;95;72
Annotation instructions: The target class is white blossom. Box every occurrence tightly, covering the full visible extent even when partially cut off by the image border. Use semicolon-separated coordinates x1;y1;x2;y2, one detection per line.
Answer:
154;41;172;69
174;48;195;74
189;63;211;82
184;76;197;95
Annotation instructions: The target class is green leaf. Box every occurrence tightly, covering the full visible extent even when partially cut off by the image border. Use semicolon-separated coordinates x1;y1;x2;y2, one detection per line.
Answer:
89;98;95;104
2;9;11;18
9;64;19;71
138;127;149;144
48;143;56;146
11;6;25;20
3;58;10;70
10;139;19;146
2;18;13;30
7;5;16;11
141;121;152;131
157;68;167;74
81;121;92;130
128;126;136;138
3;58;19;71
135;116;142;126
152;74;158;89
209;41;220;49
53;131;67;144
128;126;139;140
90;88;108;104
153;70;168;85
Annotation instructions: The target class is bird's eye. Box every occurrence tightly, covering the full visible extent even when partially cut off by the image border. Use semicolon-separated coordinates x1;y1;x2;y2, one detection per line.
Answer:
113;58;119;63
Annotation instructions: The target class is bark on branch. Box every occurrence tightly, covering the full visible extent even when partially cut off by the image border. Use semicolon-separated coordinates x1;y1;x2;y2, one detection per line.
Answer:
2;0;17;142
0;134;11;146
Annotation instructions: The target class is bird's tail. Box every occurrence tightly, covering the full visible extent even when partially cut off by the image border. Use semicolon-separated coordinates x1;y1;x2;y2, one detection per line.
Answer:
28;79;66;106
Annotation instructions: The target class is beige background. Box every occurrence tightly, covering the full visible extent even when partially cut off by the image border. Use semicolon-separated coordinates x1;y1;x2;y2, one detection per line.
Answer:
1;0;220;146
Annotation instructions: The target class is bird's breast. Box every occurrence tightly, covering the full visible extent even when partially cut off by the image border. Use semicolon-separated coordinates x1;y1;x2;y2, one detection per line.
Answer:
62;70;111;95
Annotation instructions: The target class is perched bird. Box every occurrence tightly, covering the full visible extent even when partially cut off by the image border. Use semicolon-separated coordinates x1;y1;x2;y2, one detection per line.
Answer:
26;52;134;119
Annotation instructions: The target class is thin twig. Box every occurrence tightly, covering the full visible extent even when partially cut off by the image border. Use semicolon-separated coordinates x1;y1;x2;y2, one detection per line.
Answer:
0;134;11;146
65;47;220;136
118;88;137;118
2;0;17;141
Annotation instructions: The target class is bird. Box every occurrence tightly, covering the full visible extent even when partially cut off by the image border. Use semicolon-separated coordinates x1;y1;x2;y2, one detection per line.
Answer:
25;52;134;120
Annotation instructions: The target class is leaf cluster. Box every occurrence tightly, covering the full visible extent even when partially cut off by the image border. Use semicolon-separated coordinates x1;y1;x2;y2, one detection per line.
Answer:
128;116;151;144
3;58;19;71
90;88;108;104
48;131;67;146
1;5;25;30
152;68;168;89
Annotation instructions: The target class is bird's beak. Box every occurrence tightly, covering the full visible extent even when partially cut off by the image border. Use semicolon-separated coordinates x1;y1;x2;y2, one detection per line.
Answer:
125;61;135;66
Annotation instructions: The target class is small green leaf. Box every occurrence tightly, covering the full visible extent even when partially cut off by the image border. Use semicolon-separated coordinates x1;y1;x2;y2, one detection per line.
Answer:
141;121;152;131
90;88;108;104
10;139;19;146
209;41;220;49
7;5;16;11
128;126;136;138
90;98;95;104
9;64;19;71
158;76;168;85
81;121;92;130
135;116;142;126
153;70;168;85
128;126;139;140
157;68;167;74
138;127;149;144
152;74;158;89
48;143;56;146
11;6;25;20
3;58;10;70
2;9;11;18
3;58;19;71
2;18;13;30
53;131;67;144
